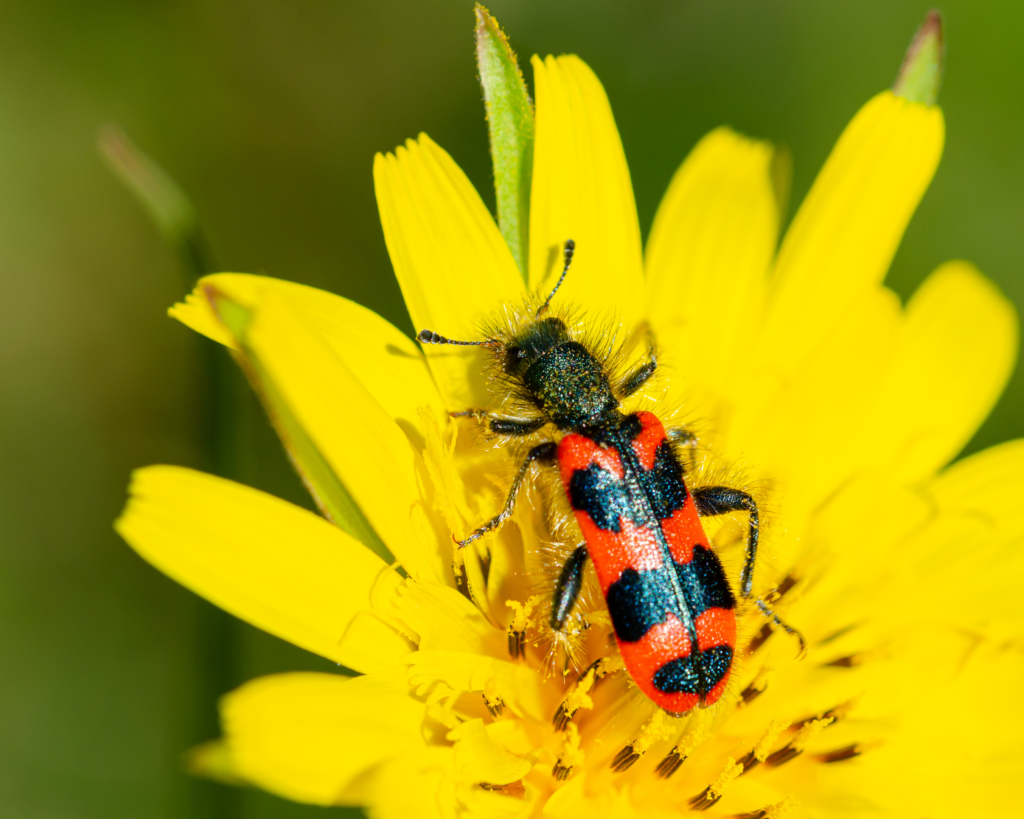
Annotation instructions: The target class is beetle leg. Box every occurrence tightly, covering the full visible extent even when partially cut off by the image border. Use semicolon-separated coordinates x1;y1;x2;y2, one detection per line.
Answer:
755;598;807;655
691;486;805;653
618;327;658;399
666;426;698;448
456;441;557;547
451;409;546;437
550;544;589;631
666;426;699;471
691;487;760;596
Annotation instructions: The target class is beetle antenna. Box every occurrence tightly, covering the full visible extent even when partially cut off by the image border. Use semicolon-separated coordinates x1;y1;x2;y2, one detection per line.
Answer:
417;329;492;347
537;239;575;317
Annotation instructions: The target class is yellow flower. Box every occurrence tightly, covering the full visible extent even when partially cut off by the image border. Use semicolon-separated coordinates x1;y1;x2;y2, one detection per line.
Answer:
117;41;1024;819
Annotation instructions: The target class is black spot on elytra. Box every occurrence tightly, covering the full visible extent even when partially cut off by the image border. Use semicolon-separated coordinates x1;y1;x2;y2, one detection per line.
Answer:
606;546;734;644
687;544;736;612
648;441;688;519
568;439;688;533
606;567;663;642
569;462;632;532
652;645;733;695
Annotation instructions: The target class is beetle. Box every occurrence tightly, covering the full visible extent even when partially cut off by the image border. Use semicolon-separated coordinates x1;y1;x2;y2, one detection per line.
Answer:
418;240;801;716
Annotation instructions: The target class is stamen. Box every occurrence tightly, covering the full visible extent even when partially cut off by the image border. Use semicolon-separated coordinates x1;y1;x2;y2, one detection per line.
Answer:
739;666;771;706
791;697;858;730
746;623;773;654
818;623;859;646
654;748;685;779
821;645;886;668
611;710;677;772
507;628;525;659
737;719;790;773
823;653;860;667
551;724;584;781
765;717;834;767
689;757;743;810
775;573;799;598
655;718;709;779
553;656;620;730
505;598;536;660
479;781;526;796
551;762;573;781
483;694;505;717
815;743;860;763
735;795;800;819
611;745;640;773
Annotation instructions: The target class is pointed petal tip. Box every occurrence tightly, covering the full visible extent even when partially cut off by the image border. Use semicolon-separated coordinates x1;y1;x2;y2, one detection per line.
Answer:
528;52;644;323
203;283;251;338
894;10;944;106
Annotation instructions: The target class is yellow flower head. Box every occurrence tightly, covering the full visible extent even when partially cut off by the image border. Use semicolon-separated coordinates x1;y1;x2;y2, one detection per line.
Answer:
117;10;1024;819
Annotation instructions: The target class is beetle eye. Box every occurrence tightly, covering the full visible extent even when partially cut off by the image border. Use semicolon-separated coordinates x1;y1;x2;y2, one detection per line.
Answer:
504;346;526;374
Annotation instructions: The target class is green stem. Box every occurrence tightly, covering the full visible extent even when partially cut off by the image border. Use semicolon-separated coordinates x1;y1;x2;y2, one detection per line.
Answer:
100;126;241;819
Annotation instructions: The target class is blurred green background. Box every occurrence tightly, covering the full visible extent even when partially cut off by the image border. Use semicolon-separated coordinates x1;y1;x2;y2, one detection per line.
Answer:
1;1;1020;816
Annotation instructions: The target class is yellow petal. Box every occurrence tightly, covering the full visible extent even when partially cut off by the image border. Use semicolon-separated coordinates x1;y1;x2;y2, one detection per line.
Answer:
912;439;1024;632
222;671;427;806
352;747;454;819
807;638;1024;817
760;91;944;371
406;650;548;722
210;283;445;582
866;261;1018;481
529;55;644;329
797;472;932;639
170;273;445;428
340;611;416;675
933;437;1024;510
728;286;902;531
645;127;780;414
804;438;1024;645
390;579;497;654
116;466;397;668
449;719;531;785
374;134;526;409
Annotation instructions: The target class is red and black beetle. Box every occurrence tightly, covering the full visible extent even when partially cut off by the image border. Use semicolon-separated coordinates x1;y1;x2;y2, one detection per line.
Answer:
418;240;801;716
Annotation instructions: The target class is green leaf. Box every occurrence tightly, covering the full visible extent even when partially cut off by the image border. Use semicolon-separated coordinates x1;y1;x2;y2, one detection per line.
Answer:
205;286;394;564
894;10;944;106
475;4;534;278
98;124;215;278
